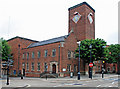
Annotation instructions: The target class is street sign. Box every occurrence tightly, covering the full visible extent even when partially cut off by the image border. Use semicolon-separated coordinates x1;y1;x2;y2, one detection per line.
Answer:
89;63;93;67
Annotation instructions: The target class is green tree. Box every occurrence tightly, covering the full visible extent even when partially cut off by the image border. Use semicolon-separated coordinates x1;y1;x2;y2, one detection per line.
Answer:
107;44;120;73
0;38;11;61
75;38;109;74
107;44;120;63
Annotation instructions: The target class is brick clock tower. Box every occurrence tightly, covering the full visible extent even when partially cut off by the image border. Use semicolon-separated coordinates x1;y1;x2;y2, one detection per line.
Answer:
68;2;95;41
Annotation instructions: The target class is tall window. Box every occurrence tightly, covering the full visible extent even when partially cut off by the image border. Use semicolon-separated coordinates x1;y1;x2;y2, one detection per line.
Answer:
32;52;35;59
22;62;25;69
67;64;71;72
31;62;34;71
107;67;110;72
73;52;76;59
52;49;56;57
68;51;71;59
22;53;25;59
37;51;40;58
44;63;47;72
44;50;48;57
26;63;29;71
37;63;40;71
74;64;77;72
27;53;29;59
98;66;101;71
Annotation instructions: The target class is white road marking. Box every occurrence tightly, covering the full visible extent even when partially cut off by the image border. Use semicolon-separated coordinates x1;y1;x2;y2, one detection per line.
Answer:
112;82;114;84
53;85;62;87
23;84;31;88
17;86;23;87
26;84;31;87
97;85;101;87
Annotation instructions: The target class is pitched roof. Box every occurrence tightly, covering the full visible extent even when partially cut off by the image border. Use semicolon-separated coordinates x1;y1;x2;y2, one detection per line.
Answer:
68;2;95;12
28;35;68;48
7;36;39;42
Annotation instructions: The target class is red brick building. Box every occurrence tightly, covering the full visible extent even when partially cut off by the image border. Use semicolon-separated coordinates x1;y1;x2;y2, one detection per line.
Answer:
7;2;96;77
94;60;118;74
7;36;38;76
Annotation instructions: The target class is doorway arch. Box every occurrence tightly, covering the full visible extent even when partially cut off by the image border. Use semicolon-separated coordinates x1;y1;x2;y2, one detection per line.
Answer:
52;64;56;73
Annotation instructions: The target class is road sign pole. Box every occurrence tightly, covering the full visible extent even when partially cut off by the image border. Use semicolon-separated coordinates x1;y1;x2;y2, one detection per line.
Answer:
102;61;104;78
89;45;92;79
78;42;80;80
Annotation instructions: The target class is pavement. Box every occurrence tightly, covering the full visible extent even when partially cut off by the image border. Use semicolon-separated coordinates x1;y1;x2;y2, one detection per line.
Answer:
1;74;119;88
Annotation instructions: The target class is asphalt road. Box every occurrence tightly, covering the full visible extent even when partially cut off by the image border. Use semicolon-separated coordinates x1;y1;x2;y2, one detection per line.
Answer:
1;74;119;88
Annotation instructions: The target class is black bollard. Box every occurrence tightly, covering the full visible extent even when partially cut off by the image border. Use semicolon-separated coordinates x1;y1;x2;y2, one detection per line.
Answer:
89;67;92;79
46;75;47;80
102;69;104;78
6;75;9;85
21;74;23;79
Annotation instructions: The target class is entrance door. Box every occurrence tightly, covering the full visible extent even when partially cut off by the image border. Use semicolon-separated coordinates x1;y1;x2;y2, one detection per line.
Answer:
52;64;56;73
23;69;25;76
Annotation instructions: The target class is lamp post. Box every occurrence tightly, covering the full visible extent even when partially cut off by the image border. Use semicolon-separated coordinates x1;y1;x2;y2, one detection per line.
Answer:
77;41;81;80
102;46;106;78
89;45;92;79
18;44;23;79
18;44;20;76
45;64;48;80
101;57;104;78
6;56;10;85
58;45;60;72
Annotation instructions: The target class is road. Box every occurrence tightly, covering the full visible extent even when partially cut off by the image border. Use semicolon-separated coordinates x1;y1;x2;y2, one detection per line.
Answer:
1;74;120;88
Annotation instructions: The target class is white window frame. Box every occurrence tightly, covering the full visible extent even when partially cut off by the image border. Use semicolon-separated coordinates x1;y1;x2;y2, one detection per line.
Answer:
31;62;34;71
44;50;48;57
52;49;56;57
26;63;29;71
32;52;35;59
37;51;40;58
37;62;40;71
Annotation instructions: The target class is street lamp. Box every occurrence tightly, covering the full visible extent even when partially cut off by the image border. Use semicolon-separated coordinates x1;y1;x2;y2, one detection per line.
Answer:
102;61;105;78
6;55;10;85
89;44;92;79
58;45;60;72
18;44;20;76
101;46;106;78
77;41;81;80
6;54;11;85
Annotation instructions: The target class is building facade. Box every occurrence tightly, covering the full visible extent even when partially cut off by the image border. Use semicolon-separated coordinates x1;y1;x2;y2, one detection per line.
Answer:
7;2;96;77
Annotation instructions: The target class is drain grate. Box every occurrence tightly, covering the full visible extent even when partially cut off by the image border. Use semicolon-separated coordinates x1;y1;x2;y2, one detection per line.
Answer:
73;83;82;85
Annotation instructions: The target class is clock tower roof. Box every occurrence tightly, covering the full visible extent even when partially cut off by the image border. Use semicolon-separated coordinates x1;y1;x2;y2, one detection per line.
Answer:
68;2;95;12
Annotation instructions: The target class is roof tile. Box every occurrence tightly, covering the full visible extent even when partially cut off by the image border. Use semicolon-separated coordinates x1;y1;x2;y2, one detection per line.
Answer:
27;35;68;48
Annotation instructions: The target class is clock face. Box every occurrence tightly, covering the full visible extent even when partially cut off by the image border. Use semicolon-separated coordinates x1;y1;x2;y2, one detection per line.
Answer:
88;13;93;24
72;12;81;23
